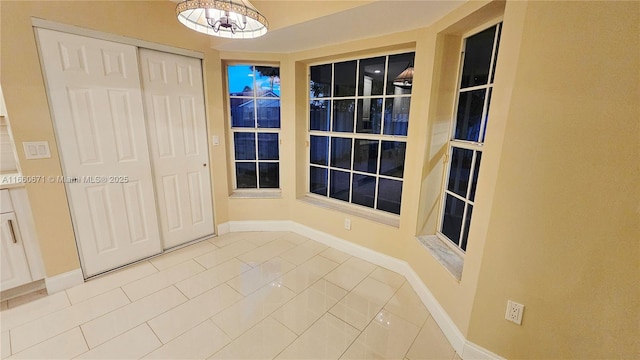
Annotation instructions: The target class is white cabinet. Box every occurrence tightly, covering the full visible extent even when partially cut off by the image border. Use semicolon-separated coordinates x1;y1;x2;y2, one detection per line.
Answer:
0;190;33;291
0;212;32;291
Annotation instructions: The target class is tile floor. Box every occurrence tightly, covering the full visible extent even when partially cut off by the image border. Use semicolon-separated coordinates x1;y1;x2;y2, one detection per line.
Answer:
0;231;459;359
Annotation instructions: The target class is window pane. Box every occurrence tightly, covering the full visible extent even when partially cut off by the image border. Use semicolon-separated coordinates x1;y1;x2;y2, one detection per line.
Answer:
356;98;382;134
227;65;254;96
384;97;411;136
330;170;350;201
461;204;473;251
353;139;378;174
257;133;278;160
257;99;280;128
236;163;257;188
460;26;496;88
379;141;406;178
310;100;330;131
387;53;415;95
454;89;486;142
310;136;329;166
352;174;376;208
310;166;328;196
333;100;355;133
253;66;280;97
310;64;332;98
330;137;352;170
441;194;464;245
230;98;255;128
469;152;482;201
234;132;256;160
491;24;502;84
334;60;356;97
358;56;385;96
447;147;473;198
377;178;402;215
259;162;279;188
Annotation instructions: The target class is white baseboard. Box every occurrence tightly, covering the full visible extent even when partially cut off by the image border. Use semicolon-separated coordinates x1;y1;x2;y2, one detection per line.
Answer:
217;222;231;235
403;265;467;354
45;268;84;294
218;220;502;360
226;220;296;233
462;340;506;360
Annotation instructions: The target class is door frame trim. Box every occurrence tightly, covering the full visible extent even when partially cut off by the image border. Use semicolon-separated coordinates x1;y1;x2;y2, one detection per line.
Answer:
31;18;204;60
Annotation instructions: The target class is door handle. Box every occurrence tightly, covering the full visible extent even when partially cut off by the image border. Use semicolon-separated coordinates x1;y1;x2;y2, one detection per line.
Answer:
203;163;207;167
8;219;17;244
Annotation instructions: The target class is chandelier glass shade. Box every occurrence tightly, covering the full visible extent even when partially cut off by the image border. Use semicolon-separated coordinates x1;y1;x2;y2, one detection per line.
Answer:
176;0;268;39
393;65;414;88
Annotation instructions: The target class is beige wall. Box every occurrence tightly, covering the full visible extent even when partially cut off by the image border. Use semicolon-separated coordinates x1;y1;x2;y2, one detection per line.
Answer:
467;1;640;358
2;1;638;358
0;0;230;277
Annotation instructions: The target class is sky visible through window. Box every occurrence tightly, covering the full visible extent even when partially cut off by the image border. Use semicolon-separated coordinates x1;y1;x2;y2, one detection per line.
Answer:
228;65;281;96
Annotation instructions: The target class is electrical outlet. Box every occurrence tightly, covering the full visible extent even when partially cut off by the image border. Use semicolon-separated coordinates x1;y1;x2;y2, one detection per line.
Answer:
505;300;524;325
344;218;351;231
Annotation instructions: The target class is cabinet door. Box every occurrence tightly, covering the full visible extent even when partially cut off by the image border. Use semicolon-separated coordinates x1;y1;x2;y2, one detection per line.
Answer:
0;213;32;291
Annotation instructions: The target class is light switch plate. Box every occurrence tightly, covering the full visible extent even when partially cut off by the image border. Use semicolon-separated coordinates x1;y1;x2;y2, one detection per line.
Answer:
23;141;51;159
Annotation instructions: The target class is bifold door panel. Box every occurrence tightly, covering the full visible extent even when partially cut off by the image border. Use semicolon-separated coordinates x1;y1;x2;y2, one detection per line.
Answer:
139;49;214;249
37;29;213;277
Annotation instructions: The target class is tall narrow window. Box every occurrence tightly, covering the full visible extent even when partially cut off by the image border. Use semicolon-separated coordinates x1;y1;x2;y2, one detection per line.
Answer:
439;23;502;251
308;52;414;215
227;64;281;189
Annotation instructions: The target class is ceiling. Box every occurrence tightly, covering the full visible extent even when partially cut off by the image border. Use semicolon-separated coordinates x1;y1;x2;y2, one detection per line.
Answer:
173;1;466;53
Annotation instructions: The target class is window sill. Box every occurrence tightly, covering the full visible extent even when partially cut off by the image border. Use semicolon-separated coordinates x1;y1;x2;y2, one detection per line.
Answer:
416;235;463;281
299;195;400;228
230;190;282;199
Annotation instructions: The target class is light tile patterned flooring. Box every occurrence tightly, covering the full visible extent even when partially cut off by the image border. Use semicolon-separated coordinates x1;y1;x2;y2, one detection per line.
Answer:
0;231;459;359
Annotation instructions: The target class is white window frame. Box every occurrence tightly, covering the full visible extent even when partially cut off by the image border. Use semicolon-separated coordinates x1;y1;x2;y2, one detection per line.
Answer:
437;20;503;255
306;51;414;216
226;62;281;192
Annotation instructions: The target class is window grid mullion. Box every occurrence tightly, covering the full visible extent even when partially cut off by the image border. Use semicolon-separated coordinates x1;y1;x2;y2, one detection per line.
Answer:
374;139;383;209
254;132;261;188
478;87;491;143
308;130;407;141
465;151;478;201
449;140;483;151
458;203;470;248
327;134;333;197
380;56;390;136
459;84;491;93
443;189;469;205
353;60;360;141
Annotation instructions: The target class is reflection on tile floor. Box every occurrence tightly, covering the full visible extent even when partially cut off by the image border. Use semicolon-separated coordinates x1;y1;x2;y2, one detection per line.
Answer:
0;231;457;359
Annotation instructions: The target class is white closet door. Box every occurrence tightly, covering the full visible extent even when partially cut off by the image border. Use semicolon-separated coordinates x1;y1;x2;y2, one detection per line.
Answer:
37;29;162;277
139;49;214;249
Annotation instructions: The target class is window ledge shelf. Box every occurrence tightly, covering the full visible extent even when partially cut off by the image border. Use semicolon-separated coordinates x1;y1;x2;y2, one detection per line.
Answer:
299;196;400;228
416;235;463;281
230;190;282;199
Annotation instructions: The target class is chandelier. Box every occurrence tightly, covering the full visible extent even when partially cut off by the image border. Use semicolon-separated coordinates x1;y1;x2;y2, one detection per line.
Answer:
176;0;268;39
393;64;414;88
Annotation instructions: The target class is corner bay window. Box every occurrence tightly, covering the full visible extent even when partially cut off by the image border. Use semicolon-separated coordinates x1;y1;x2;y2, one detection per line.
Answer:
227;64;281;189
439;23;502;251
308;52;414;215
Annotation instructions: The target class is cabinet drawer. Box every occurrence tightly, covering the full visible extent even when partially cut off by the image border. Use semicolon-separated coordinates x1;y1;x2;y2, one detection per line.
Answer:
0;189;12;213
